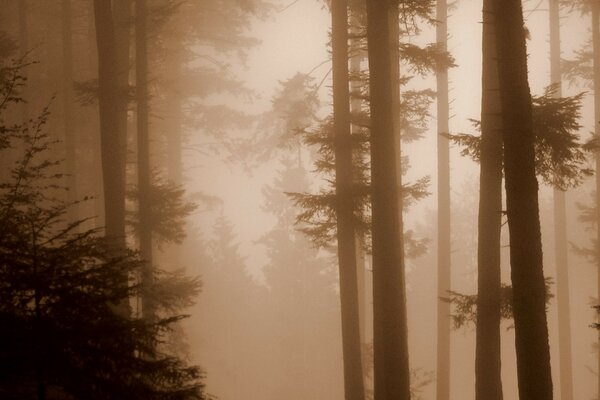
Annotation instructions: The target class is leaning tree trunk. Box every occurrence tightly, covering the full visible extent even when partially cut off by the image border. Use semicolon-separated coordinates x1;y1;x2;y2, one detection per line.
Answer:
435;1;451;399
331;0;366;398
135;0;154;320
549;1;574;399
494;0;553;399
475;0;503;399
366;0;411;398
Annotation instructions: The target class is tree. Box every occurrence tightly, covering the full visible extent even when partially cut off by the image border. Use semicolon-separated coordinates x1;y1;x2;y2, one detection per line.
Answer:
366;0;410;398
332;0;366;398
135;0;154;320
435;1;450;399
93;0;127;255
0;62;204;399
475;0;503;398
549;1;574;399
494;0;553;398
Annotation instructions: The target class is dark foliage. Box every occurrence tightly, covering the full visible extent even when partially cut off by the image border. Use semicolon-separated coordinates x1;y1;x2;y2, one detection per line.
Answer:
449;85;591;189
446;278;555;330
0;60;204;400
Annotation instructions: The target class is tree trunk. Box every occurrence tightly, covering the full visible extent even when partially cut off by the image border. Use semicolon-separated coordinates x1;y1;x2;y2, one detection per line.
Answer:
592;2;600;398
494;0;553;399
166;47;183;186
135;0;153;320
331;1;365;398
62;0;77;220
549;1;574;399
114;0;131;214
435;1;451;399
475;0;503;399
366;0;411;398
93;0;126;252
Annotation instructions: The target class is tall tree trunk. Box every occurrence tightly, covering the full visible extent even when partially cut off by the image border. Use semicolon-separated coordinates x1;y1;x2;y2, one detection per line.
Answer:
166;47;183;186
494;0;553;399
18;0;27;123
331;1;365;398
136;0;153;320
549;1;574;399
93;0;126;252
62;0;77;220
435;1;451;399
366;0;411;398
349;38;368;386
592;2;600;398
475;0;503;399
114;0;131;207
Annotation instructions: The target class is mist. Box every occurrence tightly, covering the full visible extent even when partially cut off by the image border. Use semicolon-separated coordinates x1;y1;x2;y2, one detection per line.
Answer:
0;0;597;399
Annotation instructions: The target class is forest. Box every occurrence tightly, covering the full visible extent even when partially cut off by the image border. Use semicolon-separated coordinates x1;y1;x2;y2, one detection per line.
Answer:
0;0;599;399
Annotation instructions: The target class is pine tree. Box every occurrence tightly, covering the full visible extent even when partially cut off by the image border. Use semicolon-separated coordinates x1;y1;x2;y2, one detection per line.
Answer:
495;0;553;398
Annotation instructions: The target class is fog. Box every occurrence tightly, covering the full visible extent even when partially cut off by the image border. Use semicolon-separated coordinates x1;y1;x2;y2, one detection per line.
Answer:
0;0;597;399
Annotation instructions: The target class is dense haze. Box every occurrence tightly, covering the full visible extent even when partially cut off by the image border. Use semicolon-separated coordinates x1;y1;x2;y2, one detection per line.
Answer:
0;0;598;399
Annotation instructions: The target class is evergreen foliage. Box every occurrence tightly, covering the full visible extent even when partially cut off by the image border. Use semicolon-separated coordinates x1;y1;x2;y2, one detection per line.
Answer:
0;59;204;400
449;85;591;190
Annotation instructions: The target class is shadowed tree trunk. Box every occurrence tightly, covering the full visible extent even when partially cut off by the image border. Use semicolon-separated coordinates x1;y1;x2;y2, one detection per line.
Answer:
593;2;600;398
366;0;410;398
136;0;154;320
331;0;366;398
114;0;131;212
549;1;574;399
93;0;126;252
494;0;553;398
62;0;77;220
475;1;503;399
435;1;451;399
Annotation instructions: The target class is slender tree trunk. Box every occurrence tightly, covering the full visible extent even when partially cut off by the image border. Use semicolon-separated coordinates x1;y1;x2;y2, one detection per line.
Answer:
93;0;126;252
366;0;410;398
494;0;553;399
62;0;77;220
475;1;503;399
166;48;183;185
18;0;27;123
592;2;600;398
331;1;365;398
136;0;153;320
549;2;574;399
114;0;131;205
435;1;451;399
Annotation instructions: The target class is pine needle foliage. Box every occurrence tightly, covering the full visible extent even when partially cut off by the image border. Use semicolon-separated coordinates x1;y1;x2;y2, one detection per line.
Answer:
0;59;204;400
449;85;591;190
